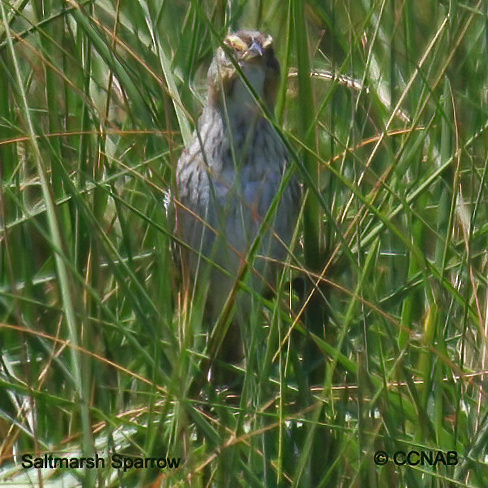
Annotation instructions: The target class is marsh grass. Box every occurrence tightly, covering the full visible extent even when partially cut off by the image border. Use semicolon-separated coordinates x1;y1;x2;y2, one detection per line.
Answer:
1;0;488;486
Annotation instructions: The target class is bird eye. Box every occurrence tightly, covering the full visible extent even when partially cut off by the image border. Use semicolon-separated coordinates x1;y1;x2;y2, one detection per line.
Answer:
224;35;248;52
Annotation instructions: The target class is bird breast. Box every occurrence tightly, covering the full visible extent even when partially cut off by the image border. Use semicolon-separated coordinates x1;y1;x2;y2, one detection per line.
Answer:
176;104;296;298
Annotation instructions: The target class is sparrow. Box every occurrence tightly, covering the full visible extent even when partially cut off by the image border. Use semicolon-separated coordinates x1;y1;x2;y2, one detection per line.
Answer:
176;29;300;368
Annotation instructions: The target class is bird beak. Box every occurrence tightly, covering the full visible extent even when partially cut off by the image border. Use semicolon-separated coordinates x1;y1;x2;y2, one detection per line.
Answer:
248;39;263;58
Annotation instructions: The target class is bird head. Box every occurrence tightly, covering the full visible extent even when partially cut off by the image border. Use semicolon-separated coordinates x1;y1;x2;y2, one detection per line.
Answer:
207;30;280;112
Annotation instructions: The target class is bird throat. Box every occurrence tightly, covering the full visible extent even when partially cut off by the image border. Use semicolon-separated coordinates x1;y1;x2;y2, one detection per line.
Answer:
202;68;278;175
223;69;265;125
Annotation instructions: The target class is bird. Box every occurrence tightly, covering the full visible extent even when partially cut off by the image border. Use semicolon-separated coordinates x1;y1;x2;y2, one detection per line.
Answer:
175;30;300;380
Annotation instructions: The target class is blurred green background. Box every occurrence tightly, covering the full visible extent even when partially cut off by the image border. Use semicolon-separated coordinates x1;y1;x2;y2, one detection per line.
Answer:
1;0;487;486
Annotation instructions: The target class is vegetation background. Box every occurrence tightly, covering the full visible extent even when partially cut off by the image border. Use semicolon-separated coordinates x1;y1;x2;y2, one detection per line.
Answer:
0;0;487;486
